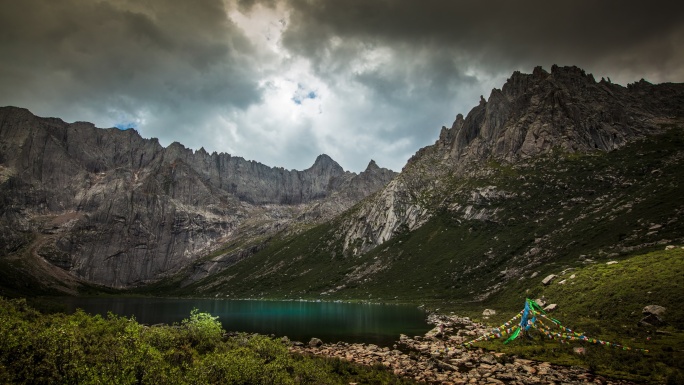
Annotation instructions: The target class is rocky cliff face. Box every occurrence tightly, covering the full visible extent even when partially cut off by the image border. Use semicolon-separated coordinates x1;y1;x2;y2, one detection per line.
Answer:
338;65;684;255
441;65;683;163
0;107;396;289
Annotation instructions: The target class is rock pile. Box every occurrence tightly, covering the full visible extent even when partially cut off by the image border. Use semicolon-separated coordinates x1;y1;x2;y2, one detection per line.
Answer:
290;313;636;384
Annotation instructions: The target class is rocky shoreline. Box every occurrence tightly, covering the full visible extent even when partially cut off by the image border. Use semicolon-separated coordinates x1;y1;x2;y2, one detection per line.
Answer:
289;314;637;384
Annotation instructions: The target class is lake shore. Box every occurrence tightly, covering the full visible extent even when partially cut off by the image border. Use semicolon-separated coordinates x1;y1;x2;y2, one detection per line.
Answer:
289;314;637;384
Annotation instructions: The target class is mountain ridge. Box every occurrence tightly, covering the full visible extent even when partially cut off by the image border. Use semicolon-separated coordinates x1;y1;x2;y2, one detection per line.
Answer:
0;106;396;290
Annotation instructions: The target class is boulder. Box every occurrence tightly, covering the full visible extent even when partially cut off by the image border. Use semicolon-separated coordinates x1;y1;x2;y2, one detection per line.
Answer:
543;304;558;312
643;305;666;316
541;274;556;285
308;337;323;347
482;309;496;316
639;305;666;326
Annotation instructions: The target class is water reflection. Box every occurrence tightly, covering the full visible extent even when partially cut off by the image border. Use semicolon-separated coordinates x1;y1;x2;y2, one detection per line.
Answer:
60;298;430;346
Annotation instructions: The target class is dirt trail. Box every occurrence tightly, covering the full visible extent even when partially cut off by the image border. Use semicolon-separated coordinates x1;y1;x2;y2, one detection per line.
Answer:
9;225;82;296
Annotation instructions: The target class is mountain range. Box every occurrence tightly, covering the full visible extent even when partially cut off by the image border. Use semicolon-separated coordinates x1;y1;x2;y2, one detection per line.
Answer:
1;65;683;303
0;108;395;294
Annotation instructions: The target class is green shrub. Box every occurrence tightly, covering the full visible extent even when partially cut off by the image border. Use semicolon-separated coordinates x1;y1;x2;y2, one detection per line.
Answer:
182;308;223;353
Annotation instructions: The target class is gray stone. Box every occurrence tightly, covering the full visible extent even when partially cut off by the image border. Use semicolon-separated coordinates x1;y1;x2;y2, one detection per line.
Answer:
480;354;498;365
643;305;666;316
308;337;323;347
542;274;557;285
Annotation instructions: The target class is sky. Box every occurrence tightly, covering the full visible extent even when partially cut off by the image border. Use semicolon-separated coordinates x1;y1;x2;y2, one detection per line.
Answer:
1;0;682;172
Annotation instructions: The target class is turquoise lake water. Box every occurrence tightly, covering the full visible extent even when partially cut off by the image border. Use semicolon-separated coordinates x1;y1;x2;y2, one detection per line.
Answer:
61;297;431;347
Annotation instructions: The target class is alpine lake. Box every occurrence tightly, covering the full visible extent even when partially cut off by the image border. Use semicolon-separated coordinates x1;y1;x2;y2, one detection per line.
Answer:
60;297;432;347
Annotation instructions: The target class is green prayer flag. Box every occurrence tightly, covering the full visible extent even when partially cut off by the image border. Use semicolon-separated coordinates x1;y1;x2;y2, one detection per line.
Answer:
504;327;521;344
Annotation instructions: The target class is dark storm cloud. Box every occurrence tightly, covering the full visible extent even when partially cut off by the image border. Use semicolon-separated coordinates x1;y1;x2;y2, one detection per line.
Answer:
0;0;262;139
282;0;684;80
268;0;684;170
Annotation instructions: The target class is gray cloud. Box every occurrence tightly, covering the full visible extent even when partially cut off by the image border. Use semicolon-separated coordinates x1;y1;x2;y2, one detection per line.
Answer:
0;0;262;140
1;0;682;173
282;0;684;81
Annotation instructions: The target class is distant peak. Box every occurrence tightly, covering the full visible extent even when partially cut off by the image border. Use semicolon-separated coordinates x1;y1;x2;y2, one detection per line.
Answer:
0;106;31;114
310;154;343;172
550;64;596;83
313;154;334;165
532;65;549;78
168;141;186;150
451;113;465;131
365;159;379;172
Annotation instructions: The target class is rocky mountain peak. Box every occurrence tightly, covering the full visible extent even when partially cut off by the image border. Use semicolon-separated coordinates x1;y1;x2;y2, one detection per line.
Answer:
337;65;684;258
439;65;684;165
310;153;342;172
452;113;465;129
365;159;379;172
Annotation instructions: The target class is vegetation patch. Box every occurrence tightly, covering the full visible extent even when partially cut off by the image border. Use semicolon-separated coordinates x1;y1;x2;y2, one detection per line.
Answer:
467;248;684;383
0;297;417;384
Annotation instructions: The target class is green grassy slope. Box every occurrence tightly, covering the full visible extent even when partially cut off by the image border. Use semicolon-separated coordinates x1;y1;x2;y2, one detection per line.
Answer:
472;248;684;383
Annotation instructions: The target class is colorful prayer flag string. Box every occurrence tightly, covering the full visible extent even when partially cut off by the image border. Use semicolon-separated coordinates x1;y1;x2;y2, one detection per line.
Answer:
463;299;648;353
